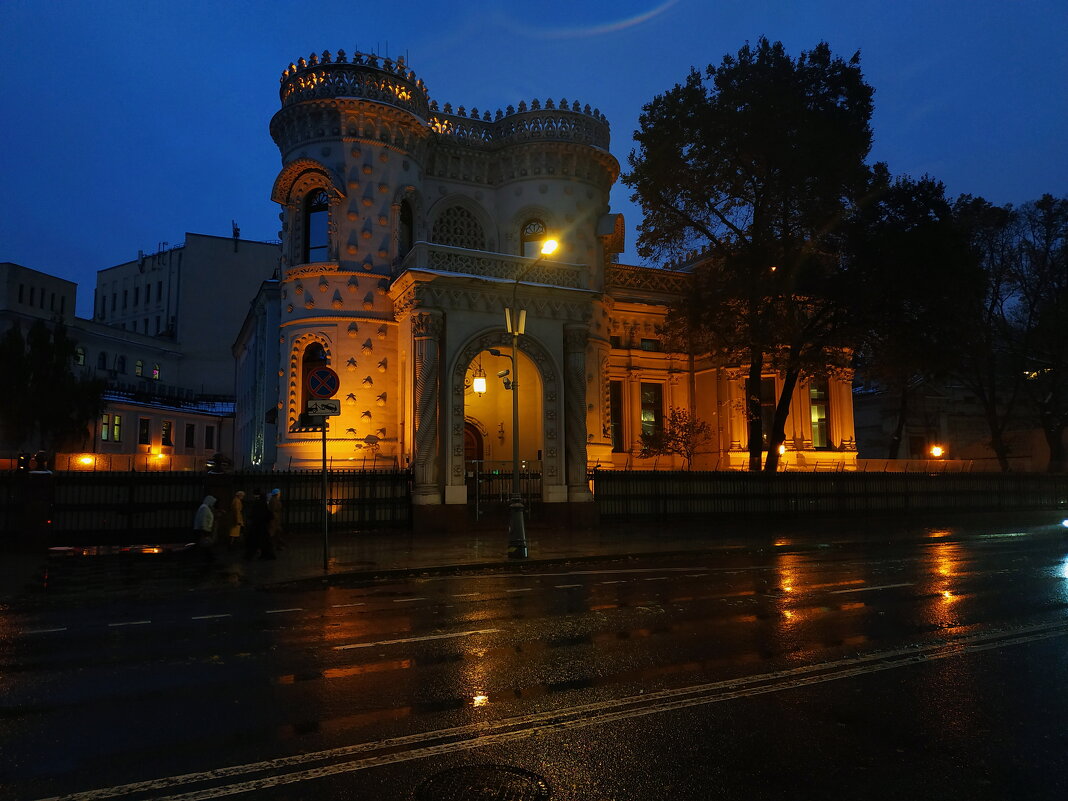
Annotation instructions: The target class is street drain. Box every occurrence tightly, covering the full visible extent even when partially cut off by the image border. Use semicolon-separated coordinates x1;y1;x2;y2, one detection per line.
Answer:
414;764;551;800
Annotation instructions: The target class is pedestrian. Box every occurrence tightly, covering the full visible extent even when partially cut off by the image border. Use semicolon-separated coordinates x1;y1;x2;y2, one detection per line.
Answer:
244;488;276;561
228;491;245;549
192;494;217;562
267;488;285;551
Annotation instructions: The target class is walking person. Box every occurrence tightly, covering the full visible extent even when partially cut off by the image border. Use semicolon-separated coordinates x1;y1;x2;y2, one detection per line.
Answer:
192;495;217;563
228;491;245;550
267;488;285;551
244;488;276;561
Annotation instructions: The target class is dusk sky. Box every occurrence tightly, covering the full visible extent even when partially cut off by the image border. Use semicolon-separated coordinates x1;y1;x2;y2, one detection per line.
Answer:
2;0;1065;319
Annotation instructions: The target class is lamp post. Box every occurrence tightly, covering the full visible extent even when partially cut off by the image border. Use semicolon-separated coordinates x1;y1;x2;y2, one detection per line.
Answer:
498;238;558;559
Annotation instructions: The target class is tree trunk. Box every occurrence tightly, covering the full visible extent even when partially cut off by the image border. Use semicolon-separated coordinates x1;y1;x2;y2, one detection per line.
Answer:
887;382;909;459
763;368;801;472
746;351;764;472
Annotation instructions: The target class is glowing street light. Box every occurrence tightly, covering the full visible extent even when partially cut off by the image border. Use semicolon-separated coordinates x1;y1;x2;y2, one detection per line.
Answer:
930;445;945;458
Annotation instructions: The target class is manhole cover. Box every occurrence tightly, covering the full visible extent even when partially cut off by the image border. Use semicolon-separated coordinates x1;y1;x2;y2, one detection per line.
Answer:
414;764;551;800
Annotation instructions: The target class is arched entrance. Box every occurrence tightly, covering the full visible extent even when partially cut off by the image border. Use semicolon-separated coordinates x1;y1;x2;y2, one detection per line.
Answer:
463;422;484;462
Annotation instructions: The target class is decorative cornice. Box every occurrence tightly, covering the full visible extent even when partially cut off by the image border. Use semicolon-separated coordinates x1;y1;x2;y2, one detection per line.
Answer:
605;264;691;297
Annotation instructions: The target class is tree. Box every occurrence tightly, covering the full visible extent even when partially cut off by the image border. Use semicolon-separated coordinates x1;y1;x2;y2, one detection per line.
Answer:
637;407;712;470
0;320;106;456
624;38;874;471
847;171;985;458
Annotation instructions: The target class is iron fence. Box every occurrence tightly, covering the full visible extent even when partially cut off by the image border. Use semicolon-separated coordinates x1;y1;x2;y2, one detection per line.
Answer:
592;470;1068;519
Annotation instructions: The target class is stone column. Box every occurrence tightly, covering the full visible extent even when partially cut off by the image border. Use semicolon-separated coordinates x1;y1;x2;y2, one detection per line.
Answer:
412;310;443;502
564;324;591;500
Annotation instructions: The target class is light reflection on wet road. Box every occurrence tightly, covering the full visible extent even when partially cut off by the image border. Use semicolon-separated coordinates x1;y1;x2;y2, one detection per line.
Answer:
3;521;1068;799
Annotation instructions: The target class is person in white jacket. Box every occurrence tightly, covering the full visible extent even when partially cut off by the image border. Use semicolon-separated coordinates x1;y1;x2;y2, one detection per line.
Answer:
193;495;217;561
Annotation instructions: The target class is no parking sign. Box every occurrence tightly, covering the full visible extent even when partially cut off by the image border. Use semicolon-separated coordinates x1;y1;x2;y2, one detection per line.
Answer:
306;366;340;399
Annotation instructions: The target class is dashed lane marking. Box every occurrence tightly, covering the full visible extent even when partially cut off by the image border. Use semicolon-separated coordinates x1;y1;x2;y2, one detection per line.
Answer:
108;620;151;627
331;603;365;608
555;584;582;589
333;628;502;651
506;588;532;593
451;592;480;597
266;608;303;614
829;583;914;594
393;598;426;603
191;614;232;620
25;627;67;634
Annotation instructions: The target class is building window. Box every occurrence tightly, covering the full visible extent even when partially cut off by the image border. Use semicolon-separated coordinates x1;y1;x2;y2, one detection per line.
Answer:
205;425;216;450
304;189;330;263
18;284;24;303
29;287;35;306
161;420;173;447
74;347;86;366
152;364;160;380
398;199;414;260
156;281;162;300
640;383;663;438
131;321;137;333
97;352;107;369
135;360;144;377
185;423;196;449
640;338;661;352
112;415;122;442
430;205;486;251
760;377;777;449
143;318;148;334
134;286;140;305
610;335;622;349
810;379;831;449
155;316;161;334
101;413;110;442
520;219;548;258
122;289;128;310
610;380;625;452
301;342;329;420
145;284;151;304
116;355;126;373
138;418;151;446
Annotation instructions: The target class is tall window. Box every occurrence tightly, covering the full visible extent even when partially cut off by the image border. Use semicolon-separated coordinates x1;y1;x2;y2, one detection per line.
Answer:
138;418;151;446
152;364;160;380
74;347;86;366
205;425;216;450
185;423;196;448
640;383;663;438
300;343;329;422
135;360;144;377
398;199;414;260
97;352;107;369
161;420;173;447
101;413;110;442
304;189;330;263
760;377;777;449
430;205;486;251
520;219;548;258
810;379;831;449
610;380;625;452
116;355;126;374
112;415;122;442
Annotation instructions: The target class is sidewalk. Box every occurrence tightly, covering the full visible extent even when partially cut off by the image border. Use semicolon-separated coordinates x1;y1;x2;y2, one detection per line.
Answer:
3;510;1065;603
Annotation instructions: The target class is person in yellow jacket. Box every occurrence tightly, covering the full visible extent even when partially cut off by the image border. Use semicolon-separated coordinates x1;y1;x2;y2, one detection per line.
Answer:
228;491;245;548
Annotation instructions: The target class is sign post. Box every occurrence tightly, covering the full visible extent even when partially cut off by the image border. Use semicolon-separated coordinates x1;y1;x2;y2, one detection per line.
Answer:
306;367;340;572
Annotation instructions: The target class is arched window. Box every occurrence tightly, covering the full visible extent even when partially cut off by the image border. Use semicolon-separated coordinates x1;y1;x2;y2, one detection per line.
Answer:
430;205;486;251
135;360;144;377
520;219;549;258
116;355;126;374
398;199;414;260
97;352;107;369
301;343;329;422
152;364;161;381
303;189;330;263
74;346;85;366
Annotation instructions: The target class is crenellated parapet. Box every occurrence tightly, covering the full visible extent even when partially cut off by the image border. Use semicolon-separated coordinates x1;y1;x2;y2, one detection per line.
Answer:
428;98;611;152
279;50;431;118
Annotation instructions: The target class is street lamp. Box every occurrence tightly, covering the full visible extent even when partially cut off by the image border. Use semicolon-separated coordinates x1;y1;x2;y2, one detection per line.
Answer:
496;237;558;559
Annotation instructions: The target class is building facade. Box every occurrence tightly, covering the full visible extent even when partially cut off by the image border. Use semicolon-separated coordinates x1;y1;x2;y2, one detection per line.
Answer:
232;50;858;526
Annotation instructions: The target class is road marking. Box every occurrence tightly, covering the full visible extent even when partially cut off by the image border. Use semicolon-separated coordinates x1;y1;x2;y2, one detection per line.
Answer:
687;573;709;577
108;620;151;627
829;583;914;595
600;580;624;584
334;628;501;651
266;608;303;614
191;614;232;620
506;588;532;593
48;620;1068;801
555;584;582;589
452;592;480;597
644;577;669;582
26;627;67;634
331;602;365;608
393;597;425;603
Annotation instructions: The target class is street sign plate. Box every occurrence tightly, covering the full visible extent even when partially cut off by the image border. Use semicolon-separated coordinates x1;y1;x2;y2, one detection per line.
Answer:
306;398;341;416
307;367;340;398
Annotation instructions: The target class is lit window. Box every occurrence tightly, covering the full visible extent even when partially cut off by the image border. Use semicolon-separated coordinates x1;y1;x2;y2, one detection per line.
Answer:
810;379;831;449
161;420;173;447
74;347;86;366
640;383;663;438
760;377;776;449
112;415;122;442
152;364;160;380
135;360;144;377
640;338;660;352
610;380;625;452
101;413;110;442
304;189;330;263
138;418;151;446
520;219;548;258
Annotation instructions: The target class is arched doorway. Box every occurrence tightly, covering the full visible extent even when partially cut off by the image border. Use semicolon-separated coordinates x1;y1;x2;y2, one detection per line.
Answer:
463;422;484;462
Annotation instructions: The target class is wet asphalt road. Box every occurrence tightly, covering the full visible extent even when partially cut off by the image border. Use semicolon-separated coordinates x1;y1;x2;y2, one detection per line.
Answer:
3;520;1068;800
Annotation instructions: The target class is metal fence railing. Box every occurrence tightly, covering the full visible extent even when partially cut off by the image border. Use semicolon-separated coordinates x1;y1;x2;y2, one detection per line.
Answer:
591;470;1068;519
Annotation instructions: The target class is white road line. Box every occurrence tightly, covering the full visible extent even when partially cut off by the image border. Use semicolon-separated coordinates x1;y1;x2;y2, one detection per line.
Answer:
191;614;232;620
600;580;624;584
452;592;480;597
393;597;425;603
334;628;501;651
687;573;709;577
829;582;914;595
331;602;365;608
108;620;151;627
26;627;67;634
644;577;669;582
506;588;532;593
555;584;582;589
266;608;303;614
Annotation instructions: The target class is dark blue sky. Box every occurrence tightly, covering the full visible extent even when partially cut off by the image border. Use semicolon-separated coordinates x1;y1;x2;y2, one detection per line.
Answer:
2;0;1064;318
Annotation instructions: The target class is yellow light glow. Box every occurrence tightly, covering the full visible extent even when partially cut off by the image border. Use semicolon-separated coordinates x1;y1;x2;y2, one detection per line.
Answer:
777;443;786;456
930;445;945;458
473;375;487;395
78;456;95;466
155;453;166;460
540;239;558;256
472;694;489;707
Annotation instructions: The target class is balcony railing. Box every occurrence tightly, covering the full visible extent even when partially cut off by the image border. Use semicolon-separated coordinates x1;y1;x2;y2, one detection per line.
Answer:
396;242;588;290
